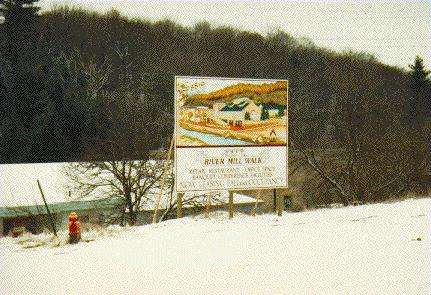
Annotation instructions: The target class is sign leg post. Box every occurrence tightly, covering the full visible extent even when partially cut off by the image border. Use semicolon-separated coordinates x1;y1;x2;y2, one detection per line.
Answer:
251;189;262;216
276;189;283;216
228;191;234;219
177;192;183;218
206;192;212;219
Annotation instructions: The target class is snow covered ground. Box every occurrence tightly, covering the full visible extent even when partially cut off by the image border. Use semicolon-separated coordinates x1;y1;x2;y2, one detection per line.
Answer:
0;198;430;294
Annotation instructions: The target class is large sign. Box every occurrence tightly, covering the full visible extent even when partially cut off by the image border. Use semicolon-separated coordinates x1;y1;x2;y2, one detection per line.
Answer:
175;76;288;192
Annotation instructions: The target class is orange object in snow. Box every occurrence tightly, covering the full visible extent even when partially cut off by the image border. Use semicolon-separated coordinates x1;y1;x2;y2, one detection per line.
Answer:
68;212;81;243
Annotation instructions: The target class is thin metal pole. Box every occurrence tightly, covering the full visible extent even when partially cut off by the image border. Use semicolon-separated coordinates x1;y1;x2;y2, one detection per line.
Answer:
37;180;57;237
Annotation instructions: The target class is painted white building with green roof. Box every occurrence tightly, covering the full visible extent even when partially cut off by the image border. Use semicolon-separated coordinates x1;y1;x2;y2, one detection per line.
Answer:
213;97;262;126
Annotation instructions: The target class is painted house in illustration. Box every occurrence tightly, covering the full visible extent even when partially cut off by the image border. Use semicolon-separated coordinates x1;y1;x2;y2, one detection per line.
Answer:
213;97;262;126
180;106;211;123
260;104;286;118
213;102;227;112
195;106;211;123
180;106;197;122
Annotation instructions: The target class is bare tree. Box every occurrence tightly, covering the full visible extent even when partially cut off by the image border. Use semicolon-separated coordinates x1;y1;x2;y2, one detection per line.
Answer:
64;159;228;225
79;39;167;162
61;37;178;225
292;53;428;206
64;160;166;225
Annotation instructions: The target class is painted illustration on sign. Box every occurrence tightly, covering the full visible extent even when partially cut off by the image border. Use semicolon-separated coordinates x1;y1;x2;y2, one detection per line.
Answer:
176;78;288;147
175;77;288;193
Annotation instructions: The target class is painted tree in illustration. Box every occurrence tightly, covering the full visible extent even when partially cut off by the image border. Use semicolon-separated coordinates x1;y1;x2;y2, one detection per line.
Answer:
278;107;285;117
260;109;269;121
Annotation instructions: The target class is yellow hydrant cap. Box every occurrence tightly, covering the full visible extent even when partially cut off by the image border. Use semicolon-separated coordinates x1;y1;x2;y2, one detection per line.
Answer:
69;212;78;220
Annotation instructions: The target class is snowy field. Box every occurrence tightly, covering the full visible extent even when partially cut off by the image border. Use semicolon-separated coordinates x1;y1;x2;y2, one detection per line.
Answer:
0;198;430;294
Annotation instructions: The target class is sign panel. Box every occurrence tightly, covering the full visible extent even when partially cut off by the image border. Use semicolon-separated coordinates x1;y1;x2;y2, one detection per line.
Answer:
175;76;288;192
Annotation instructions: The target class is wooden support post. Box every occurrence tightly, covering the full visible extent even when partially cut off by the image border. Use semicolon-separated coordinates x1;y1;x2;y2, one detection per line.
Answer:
228;191;234;219
177;192;183;218
206;192;212;219
276;189;283;216
152;134;175;224
251;189;262;216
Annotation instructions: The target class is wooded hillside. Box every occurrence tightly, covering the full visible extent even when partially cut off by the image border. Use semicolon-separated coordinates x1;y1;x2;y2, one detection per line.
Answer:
1;3;430;205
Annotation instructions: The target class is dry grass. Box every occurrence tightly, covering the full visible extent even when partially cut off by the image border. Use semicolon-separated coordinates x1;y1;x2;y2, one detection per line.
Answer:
8;224;129;249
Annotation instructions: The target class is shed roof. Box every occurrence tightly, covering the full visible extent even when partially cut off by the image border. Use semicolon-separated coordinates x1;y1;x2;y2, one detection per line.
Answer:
0;198;119;218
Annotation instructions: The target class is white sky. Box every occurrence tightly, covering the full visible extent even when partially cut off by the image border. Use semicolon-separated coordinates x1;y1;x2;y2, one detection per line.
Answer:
38;0;431;70
0;163;72;207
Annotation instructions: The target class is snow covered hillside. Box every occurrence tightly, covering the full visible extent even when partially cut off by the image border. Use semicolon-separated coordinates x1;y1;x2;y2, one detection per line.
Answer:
1;198;430;294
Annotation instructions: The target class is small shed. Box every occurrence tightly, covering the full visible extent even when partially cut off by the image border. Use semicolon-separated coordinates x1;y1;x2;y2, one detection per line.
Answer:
0;198;119;236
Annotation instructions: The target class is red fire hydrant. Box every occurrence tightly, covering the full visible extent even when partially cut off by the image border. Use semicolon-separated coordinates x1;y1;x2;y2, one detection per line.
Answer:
68;212;81;244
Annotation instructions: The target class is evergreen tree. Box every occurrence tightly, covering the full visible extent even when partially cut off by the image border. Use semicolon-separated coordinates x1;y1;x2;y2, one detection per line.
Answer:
408;56;431;123
0;0;41;163
0;1;40;64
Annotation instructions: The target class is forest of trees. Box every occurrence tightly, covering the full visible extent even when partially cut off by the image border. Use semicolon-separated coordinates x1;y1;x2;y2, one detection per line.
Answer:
1;1;430;207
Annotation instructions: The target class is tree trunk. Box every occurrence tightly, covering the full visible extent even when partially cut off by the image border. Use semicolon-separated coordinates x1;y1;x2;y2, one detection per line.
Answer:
124;187;136;225
128;210;137;226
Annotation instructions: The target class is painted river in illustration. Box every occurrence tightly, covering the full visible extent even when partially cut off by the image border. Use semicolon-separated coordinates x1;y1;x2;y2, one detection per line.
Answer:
179;127;252;146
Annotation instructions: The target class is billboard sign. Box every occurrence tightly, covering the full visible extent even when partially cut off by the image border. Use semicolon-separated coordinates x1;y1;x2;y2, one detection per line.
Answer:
175;76;288;192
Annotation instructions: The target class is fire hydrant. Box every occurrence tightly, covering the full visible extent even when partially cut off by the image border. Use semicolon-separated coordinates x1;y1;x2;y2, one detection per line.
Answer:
68;212;81;244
